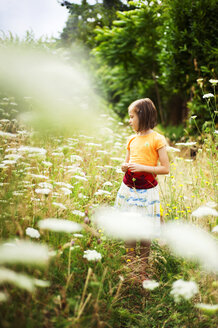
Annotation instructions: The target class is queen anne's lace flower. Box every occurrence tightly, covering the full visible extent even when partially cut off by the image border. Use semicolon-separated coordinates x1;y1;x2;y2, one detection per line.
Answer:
26;227;40;239
170;279;198;302
191;206;218;218
142;279;159;290
83;250;102;261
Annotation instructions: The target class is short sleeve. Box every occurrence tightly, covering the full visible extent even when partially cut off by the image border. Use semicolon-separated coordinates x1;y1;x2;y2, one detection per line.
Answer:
126;135;136;150
155;134;167;150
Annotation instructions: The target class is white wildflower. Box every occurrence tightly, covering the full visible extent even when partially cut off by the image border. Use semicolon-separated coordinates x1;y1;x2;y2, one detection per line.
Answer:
94;207;160;241
206;201;217;208
162;221;218;272
191;115;197;119
209;79;218;85
170;279;198;302
52;202;67;210
0;131;18;138
42;161;53;167
35;188;51;195
0;240;50;266
85;143;102;147
38;218;82;233
55;182;74;189
83;250;102;261
72;210;85;217
70;155;83;161
142;279;159;290
60;187;72;195
18;146;47;156
111;157;123;162
203;93;214;99
38;182;53;189
0;268;35;292
73;175;88;181
73;233;83;238
103;181;113;187
2;160;17;165
175;142;197;146
0;291;8;302
94;190;111;196
212;226;218;233
191;206;218;218
26;227;40;239
196;303;218;314
51;152;64;156
29;174;49;179
4;154;22;160
33;279;50;288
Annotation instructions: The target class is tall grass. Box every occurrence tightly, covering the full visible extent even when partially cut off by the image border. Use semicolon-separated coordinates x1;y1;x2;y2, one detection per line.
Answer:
0;40;217;327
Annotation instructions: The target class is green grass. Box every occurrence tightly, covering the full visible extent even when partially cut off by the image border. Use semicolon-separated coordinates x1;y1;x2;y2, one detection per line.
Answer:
0;94;218;328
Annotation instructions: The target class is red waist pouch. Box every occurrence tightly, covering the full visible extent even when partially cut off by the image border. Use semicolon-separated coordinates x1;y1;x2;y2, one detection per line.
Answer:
123;170;158;189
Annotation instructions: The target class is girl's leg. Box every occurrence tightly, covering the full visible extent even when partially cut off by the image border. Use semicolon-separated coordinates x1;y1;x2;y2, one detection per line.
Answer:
125;240;136;261
139;240;151;280
140;240;151;263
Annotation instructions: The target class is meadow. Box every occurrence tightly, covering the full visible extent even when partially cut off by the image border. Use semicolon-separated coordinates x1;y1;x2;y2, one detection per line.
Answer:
0;91;217;328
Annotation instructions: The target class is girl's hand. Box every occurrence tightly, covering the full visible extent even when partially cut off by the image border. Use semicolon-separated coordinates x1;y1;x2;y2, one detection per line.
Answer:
121;163;129;172
128;163;145;172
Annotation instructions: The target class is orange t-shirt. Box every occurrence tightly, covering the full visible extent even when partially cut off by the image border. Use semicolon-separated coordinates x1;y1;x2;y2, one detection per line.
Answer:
127;131;166;166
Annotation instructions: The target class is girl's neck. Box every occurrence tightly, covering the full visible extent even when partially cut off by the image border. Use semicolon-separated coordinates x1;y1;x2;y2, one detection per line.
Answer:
137;129;153;136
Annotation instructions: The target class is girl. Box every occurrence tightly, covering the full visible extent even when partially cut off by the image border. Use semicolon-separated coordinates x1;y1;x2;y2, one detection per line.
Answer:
115;98;169;282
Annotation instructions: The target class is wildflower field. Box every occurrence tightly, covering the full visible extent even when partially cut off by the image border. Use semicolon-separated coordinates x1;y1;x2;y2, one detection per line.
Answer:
0;91;217;328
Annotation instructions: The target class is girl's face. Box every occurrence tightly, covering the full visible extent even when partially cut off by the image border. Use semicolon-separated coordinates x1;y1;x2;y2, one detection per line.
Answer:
128;106;139;132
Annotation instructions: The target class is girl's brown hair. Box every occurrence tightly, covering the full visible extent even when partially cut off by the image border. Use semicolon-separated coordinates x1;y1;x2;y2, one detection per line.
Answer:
129;98;157;131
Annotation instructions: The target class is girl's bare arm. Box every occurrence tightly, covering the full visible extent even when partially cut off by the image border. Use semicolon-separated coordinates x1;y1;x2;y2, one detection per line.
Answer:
121;150;130;172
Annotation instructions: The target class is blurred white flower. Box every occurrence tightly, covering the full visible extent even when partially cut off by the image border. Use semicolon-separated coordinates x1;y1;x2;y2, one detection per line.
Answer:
73;233;83;238
142;279;159;290
55;182;74;189
35;188;51;195
196;303;218;314
206;201;217;208
74;175;88;181
94;207;160;241
203;93;214;98
52;202;67;210
162;221;218;272
34;279;50;288
191;206;218;218
0;268;35;292
85;143;102;147
30;174;49;179
166;146;180;153
0;240;50;266
209;79;218;85
94;190;111;196
170;279;198;303
103;181;113;187
26;227;40;239
83;250;102;261
72;210;85;217
175;142;197;146
0;291;8;302
0;131;17;138
212;226;218;233
38;182;53;189
38;218;82;233
18;146;47;156
191;115;197;119
2;160;17;165
42;161;53;167
70;155;83;161
60;187;72;195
